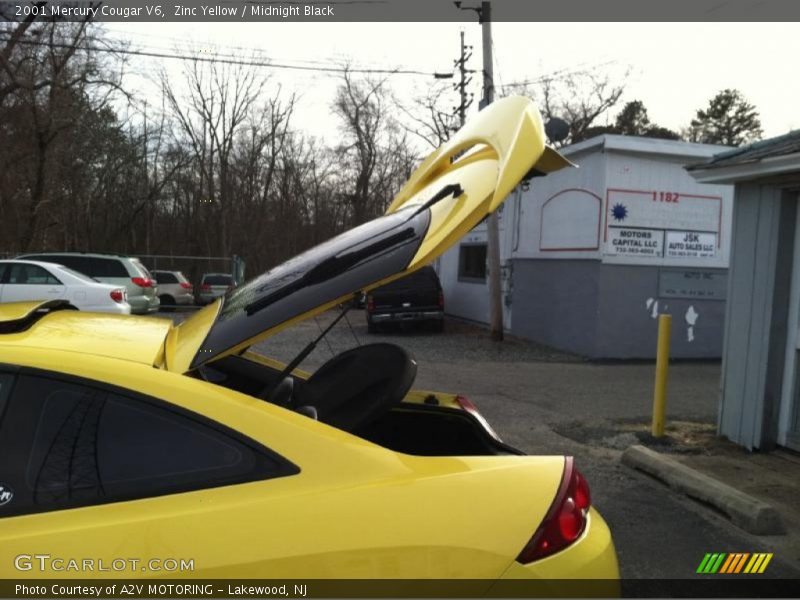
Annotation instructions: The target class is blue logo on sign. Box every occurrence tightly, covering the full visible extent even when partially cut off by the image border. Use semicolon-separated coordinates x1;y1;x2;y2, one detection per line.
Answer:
611;203;628;221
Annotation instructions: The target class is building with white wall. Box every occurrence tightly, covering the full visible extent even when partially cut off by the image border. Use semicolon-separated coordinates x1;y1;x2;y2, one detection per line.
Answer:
438;134;734;359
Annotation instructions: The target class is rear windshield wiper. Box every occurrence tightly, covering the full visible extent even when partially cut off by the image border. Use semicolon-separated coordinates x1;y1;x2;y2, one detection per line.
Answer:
407;183;464;219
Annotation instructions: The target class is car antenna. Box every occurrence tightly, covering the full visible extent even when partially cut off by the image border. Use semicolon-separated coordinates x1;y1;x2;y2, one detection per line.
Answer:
262;302;352;401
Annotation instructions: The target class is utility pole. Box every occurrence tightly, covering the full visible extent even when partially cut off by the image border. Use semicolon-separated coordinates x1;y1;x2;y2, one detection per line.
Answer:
454;29;474;127
480;1;504;341
455;0;503;341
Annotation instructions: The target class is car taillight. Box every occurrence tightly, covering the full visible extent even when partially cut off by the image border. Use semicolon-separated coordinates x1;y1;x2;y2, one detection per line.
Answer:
201;283;211;291
438;290;445;308
366;295;374;312
110;289;125;303
180;282;193;290
131;277;153;288
517;457;591;564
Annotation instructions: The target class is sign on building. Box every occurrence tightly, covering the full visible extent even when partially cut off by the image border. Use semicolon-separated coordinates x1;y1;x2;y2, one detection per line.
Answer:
665;231;717;259
604;189;723;262
607;227;663;257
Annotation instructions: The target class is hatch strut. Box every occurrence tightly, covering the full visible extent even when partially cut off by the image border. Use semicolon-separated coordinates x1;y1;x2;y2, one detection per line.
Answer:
261;300;354;400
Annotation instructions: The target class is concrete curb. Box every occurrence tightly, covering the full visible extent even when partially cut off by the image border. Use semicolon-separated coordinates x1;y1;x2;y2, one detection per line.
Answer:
621;445;785;536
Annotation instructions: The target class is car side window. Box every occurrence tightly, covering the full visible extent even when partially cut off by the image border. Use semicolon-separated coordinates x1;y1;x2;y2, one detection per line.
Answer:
0;372;297;518
91;258;128;278
7;264;61;285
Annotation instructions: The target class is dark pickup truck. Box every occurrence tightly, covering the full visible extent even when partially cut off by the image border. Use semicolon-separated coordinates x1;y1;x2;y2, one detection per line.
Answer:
366;266;444;333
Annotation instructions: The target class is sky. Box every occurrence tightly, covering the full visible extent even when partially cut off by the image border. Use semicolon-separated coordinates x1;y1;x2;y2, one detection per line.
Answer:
105;22;800;144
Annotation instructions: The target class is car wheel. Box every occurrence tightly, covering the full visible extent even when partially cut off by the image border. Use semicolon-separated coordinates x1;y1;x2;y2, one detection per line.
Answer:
367;319;378;334
432;319;444;333
159;295;175;312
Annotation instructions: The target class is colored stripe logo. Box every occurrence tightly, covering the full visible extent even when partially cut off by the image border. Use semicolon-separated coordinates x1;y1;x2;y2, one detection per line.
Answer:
697;553;773;574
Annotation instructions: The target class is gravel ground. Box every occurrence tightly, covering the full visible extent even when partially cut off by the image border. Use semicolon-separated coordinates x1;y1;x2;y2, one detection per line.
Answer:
253;309;582;368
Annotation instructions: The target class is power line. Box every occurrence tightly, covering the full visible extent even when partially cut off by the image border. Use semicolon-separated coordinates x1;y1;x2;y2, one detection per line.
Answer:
0;35;442;77
503;60;619;89
99;25;418;73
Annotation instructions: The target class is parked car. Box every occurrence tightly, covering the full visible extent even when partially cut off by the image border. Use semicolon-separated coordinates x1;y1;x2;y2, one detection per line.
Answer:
0;260;130;314
197;272;236;305
366;265;444;332
15;252;159;314
0;97;616;583
151;270;194;310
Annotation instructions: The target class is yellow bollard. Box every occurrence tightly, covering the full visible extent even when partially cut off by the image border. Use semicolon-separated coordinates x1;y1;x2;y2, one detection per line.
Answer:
652;314;672;437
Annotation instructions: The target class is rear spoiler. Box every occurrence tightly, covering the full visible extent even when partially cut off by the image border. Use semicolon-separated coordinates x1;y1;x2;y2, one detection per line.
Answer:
0;300;77;334
386;96;574;215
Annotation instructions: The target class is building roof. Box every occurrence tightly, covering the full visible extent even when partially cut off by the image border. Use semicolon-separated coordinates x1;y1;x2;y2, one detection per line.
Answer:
559;134;729;161
688;130;800;184
687;130;800;170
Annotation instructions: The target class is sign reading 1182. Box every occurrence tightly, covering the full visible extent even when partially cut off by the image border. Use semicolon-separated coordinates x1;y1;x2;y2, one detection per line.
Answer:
653;191;680;203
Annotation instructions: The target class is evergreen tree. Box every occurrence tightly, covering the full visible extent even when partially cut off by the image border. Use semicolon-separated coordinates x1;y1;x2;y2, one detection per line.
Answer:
689;89;763;146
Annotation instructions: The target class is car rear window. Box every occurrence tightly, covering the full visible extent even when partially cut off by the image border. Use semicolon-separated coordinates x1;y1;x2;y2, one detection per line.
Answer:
379;267;439;291
204;275;234;286
132;260;153;279
154;272;178;284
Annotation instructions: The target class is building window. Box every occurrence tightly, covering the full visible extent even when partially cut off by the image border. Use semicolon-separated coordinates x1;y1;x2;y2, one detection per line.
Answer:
458;244;487;283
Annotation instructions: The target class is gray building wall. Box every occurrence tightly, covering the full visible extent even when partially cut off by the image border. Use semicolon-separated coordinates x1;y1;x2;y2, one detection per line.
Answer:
508;259;600;357
719;184;795;449
510;259;727;359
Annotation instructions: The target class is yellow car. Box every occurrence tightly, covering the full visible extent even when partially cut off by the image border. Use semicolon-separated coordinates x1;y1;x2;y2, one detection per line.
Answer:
0;97;618;588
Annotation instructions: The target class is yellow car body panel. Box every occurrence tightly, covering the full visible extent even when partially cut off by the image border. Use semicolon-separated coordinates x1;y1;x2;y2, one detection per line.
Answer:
0;344;576;580
0;309;172;367
164;300;221;373
386;96;570;216
0;301;59;323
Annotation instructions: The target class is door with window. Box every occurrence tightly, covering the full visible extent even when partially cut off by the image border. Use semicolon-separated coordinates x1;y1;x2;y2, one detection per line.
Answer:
0;369;297;576
0;263;66;303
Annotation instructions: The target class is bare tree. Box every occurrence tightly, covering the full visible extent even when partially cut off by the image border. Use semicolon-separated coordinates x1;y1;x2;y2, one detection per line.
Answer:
506;67;629;146
333;69;416;224
162;55;269;257
0;20;128;251
396;82;458;149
